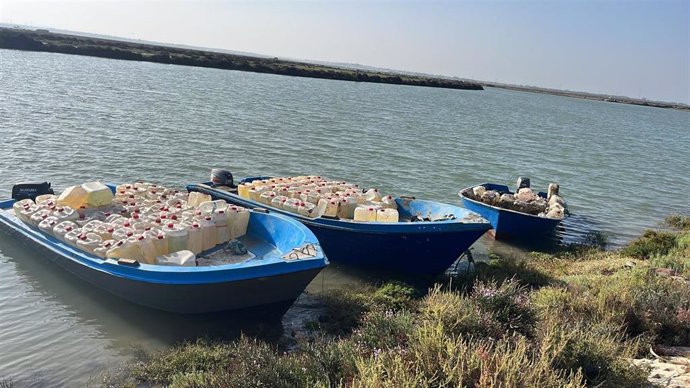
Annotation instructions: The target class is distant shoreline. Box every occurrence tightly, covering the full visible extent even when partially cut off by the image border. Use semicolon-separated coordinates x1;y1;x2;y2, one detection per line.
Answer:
1;27;688;111
485;83;689;111
0;27;483;91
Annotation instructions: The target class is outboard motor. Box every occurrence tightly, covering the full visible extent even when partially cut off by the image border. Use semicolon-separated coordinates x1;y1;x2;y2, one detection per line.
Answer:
211;169;236;188
516;177;531;191
11;182;54;201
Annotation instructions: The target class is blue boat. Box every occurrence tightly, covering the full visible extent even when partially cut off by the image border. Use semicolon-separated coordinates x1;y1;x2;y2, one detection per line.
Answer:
0;187;328;314
188;180;491;276
458;183;563;240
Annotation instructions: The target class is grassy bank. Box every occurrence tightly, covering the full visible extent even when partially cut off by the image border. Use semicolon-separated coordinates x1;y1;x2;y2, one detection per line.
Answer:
103;216;689;387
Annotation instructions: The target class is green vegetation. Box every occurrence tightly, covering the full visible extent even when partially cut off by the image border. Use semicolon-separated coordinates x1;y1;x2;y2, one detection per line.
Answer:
104;217;690;387
621;230;677;259
666;215;690;231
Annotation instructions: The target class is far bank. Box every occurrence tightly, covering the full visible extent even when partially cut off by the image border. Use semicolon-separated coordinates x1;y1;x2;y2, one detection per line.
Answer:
0;27;483;91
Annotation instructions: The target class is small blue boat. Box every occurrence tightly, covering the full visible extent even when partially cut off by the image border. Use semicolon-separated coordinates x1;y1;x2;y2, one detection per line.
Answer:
458;183;563;240
0;187;328;314
188;180;491;276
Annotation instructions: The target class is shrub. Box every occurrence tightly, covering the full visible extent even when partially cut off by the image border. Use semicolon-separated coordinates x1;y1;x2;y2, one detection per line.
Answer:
532;285;597;323
371;281;417;311
130;339;233;385
299;338;358;387
622;230;677;259
665;215;690;230
470;279;536;337
308;282;417;337
649;251;690;277
561;231;612;253
533;268;690;346
678;234;690;249
582;230;612;250
449;257;555;292
352;323;584;388
351;309;414;352
129;337;329;388
537;319;648;387
314;288;372;335
420;280;535;340
420;286;507;340
621;271;690;345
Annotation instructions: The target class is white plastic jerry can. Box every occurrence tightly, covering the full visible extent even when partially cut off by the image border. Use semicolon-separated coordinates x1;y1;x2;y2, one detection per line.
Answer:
376;208;399;223
38;216;60;235
81;181;114;207
54;221;78;242
187;222;204;254
163;222;190;253
317;198;339;218
297;202;317;218
283;199;301;214
199;216;217;251
363;188;382;202
12;199;35;221
76;232;103;254
214;210;231;244
381;195;397;209
135;235;159;264
228;206;250;239
354;206;377;222
93;240;116;259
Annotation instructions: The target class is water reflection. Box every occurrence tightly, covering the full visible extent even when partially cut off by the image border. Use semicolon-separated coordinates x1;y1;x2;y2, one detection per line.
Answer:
1;232;290;347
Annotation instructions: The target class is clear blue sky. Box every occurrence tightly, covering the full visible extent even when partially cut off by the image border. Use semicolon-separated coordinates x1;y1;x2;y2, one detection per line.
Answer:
1;0;688;103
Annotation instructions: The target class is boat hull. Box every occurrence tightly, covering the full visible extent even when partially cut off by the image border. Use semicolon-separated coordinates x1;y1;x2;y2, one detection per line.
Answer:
0;199;327;314
189;182;491;276
308;224;488;275
459;183;562;240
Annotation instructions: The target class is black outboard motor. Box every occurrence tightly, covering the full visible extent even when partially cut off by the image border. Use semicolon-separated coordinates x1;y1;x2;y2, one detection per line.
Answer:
11;182;54;201
210;169;236;188
516;177;531;191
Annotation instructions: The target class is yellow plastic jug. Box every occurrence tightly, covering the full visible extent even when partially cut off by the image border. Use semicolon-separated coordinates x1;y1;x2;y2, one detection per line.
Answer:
82;182;114;207
354;206;377;222
376;208;399;223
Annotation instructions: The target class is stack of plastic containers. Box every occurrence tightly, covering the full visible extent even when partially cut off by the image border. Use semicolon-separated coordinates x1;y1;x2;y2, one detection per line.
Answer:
12;181;251;266
236;175;400;223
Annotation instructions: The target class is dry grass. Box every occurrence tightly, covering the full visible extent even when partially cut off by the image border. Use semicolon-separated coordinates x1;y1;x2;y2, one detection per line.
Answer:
104;225;689;388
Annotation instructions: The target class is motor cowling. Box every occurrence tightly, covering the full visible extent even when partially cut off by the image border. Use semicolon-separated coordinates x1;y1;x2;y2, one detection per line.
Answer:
11;182;54;201
211;169;235;188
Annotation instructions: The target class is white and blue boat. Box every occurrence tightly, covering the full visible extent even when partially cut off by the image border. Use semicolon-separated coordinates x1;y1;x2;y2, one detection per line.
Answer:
188;178;491;277
0;184;328;314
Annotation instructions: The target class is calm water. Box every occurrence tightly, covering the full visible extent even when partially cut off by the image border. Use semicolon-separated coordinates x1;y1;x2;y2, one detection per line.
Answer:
0;49;688;386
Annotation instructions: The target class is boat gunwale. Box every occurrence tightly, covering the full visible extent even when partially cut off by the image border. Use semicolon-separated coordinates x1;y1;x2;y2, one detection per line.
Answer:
0;199;327;285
